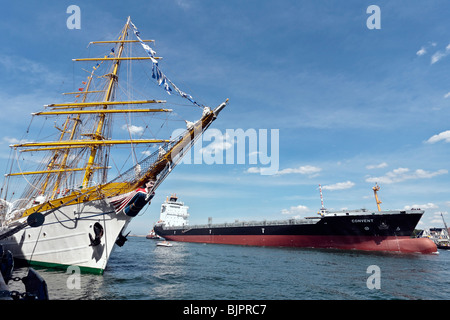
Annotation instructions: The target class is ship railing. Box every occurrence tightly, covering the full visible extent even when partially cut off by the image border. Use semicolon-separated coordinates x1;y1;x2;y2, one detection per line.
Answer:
162;218;320;230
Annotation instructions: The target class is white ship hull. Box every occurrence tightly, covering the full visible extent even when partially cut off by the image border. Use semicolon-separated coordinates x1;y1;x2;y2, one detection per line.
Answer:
0;199;130;274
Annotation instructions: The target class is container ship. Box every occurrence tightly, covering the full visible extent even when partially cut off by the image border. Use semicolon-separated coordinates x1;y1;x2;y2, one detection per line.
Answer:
154;186;437;254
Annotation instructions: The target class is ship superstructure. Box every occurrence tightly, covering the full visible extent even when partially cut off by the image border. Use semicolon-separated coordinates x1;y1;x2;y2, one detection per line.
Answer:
159;195;189;227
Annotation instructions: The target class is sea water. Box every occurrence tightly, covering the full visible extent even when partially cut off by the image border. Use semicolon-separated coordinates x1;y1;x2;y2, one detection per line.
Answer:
9;236;450;300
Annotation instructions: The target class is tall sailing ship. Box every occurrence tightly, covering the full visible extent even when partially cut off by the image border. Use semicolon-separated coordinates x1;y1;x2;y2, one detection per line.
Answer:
0;17;228;274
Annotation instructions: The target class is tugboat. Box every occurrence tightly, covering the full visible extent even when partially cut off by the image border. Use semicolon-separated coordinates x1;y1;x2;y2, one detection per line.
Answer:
146;229;161;240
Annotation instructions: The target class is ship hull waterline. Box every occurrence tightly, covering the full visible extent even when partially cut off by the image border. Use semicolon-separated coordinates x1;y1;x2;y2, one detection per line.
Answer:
154;211;437;254
159;234;436;254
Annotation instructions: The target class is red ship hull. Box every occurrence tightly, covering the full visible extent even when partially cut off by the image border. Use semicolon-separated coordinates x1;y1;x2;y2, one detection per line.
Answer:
162;234;437;254
155;211;437;254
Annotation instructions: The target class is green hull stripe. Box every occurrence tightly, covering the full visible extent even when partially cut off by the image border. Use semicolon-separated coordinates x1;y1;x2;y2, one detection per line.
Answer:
16;258;104;275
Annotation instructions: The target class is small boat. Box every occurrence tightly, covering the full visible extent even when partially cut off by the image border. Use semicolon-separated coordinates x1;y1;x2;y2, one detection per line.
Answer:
156;241;172;247
146;229;161;240
417;213;450;250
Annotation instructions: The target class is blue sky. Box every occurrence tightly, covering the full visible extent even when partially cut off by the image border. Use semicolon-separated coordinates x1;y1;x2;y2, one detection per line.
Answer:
1;1;450;234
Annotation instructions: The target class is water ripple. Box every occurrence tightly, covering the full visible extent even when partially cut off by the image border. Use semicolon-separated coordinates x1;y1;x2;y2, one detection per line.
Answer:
15;237;450;300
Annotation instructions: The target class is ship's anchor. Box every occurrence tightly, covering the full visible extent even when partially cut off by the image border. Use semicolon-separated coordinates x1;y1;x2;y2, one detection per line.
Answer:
27;212;45;228
89;222;104;246
115;230;130;247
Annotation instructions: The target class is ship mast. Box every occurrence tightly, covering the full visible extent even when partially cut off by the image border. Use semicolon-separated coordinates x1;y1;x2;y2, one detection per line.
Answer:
319;184;324;209
441;213;448;231
3;17;228;220
372;183;382;211
46;69;95;198
317;184;327;216
81;18;130;187
7;17;171;197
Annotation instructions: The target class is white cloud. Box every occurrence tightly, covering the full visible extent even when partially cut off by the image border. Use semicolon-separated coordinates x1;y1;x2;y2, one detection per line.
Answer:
404;203;438;210
246;167;261;174
122;124;144;136
3;137;22;144
444;92;450;99
426;130;450;144
430;218;446;225
246;164;322;176
417;43;437;57
276;165;322;176
430;44;450;64
175;0;191;9
322;181;355;191
200;133;233;155
414;169;447;178
0;54;65;85
429;211;449;225
416;47;427;56
281;204;310;217
366;167;448;184
366;162;388;169
431;51;445;64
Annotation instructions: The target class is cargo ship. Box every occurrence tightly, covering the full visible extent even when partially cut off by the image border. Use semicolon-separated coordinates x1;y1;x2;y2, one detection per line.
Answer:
154;186;437;254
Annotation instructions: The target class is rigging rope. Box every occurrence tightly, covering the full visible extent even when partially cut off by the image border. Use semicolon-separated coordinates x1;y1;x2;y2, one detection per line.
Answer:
129;19;203;108
13;149;45;194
